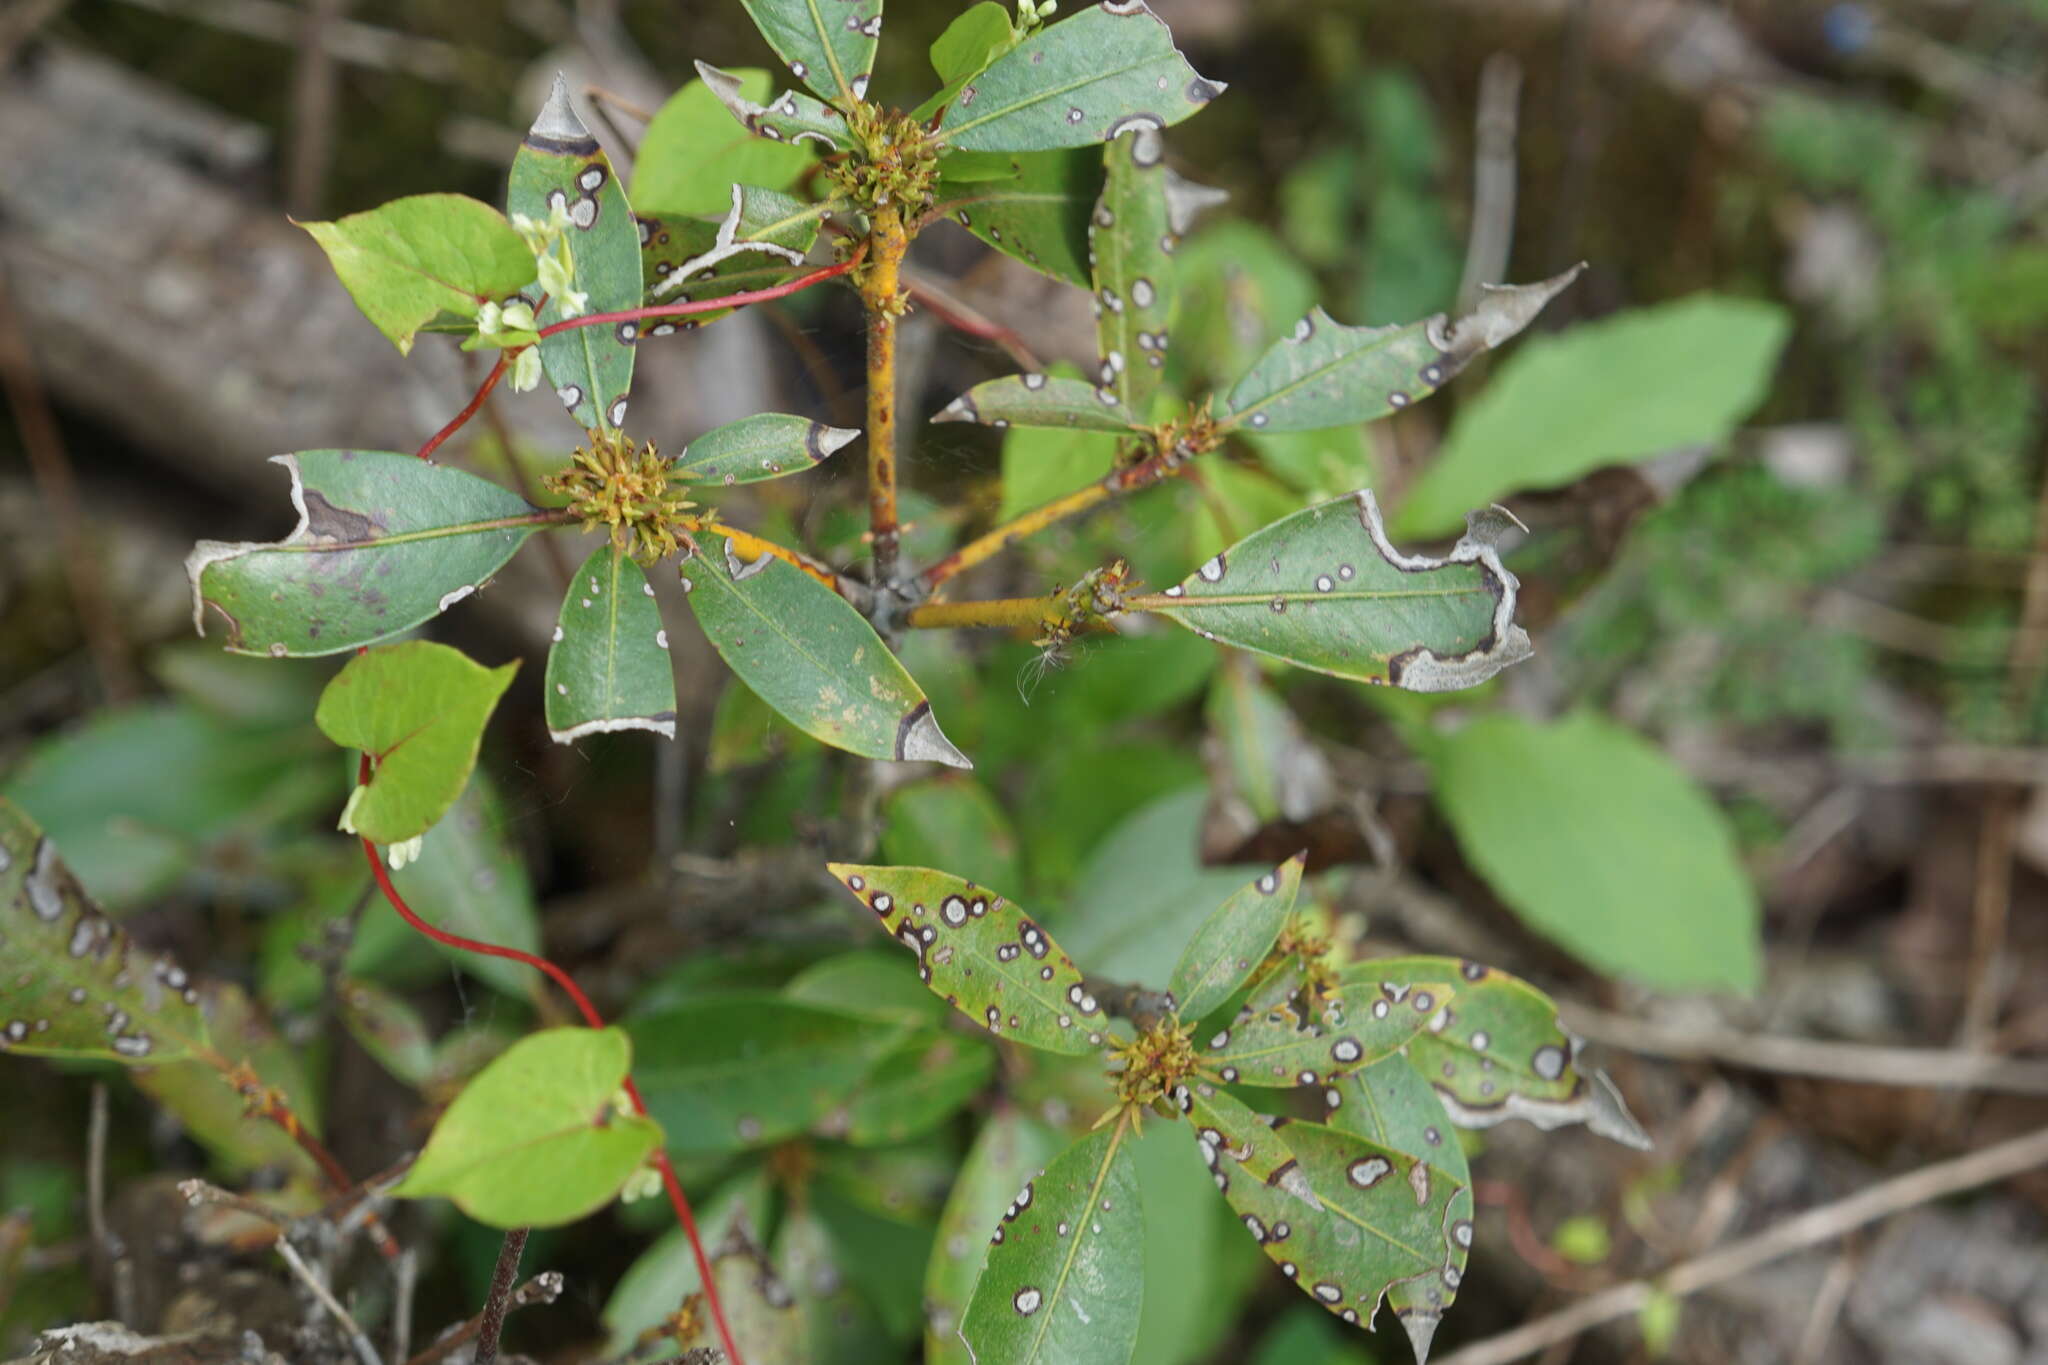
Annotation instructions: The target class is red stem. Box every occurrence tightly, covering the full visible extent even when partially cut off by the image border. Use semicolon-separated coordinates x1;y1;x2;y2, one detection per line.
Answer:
356;756;743;1365
417;352;507;461
534;257;859;339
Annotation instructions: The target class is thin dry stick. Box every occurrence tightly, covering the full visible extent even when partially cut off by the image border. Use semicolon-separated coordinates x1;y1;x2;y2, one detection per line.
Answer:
1561;1003;2048;1095
474;1228;529;1365
286;0;350;217
85;1083;111;1294
275;1234;383;1365
107;0;472;80
404;1272;565;1365
1790;1245;1858;1365
1457;52;1522;314
1433;1122;2048;1365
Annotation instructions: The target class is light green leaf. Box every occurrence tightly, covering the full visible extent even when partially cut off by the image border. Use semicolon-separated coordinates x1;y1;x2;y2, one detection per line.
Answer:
392;1026;662;1226
667;1218;803;1361
1217;267;1581;435
695;62;857;150
960;1124;1143;1365
298;194;536;355
936;374;1139;432
634;68;812;216
683;530;970;767
508;76;641;432
929;2;1015;89
673;412;859;486
603;1179;773;1354
1168;856;1304;1023
130;979;321;1176
1204;663;1333;827
1205;973;1452;1089
937;1;1221;154
185;451;546;658
738;0;879;107
881;775;1025;893
545;545;677;743
1091;127;1175;413
925;1109;1064;1365
316;641;517;844
997;413;1121;522
1168;221;1317;391
1420;712;1762;993
628;994;909;1153
386;774;542;999
1395;294;1794;537
1341;954;1650;1148
934;149;1101;285
827;864;1106;1056
1136;490;1530;692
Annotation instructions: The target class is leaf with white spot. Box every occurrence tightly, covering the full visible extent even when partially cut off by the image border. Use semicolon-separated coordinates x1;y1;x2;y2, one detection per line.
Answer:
1181;1082;1318;1195
672;412;859;486
392;1026;663;1227
186;451;547;658
1167;855;1304;1024
932;374;1140;432
834;1030;996;1146
1216;267;1582;434
0;799;213;1063
1090;126;1176;413
825;864;1104;1056
736;0;879;108
936;2;1222;154
924;1109;1064;1365
1337;956;1649;1149
639;186;835;323
315;641;518;845
959;1122;1143;1365
508;75;642;432
668;1217;804;1361
695;62;857;150
915;1;1018;121
1203;972;1452;1089
545;545;676;743
932;149;1101;286
299;194;538;355
684;530;971;767
1131;491;1531;693
628;994;910;1153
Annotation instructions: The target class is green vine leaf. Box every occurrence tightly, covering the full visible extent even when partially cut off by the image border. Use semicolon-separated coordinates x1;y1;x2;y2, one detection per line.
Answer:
683;531;970;767
936;2;1223;154
1203;972;1453;1089
932;150;1101;286
1167;855;1304;1024
696;62;856;150
1340;955;1650;1149
545;545;677;743
298;194;537;355
185;451;546;658
1090;126;1175;413
392;1026;662;1227
508;75;642;432
672;412;860;486
825;864;1105;1056
959;1123;1143;1365
634;68;813;217
627;994;910;1153
1133;490;1531;692
1216;266;1582;434
924;1109;1064;1365
917;1;1018;120
736;0;879;109
315;641;517;844
934;374;1139;432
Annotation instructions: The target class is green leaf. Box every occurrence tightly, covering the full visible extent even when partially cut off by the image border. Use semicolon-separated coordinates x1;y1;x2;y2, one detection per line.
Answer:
634;68;812;216
1204;972;1452;1089
337;979;437;1086
1324;1053;1472;1190
668;1218;804;1361
316;641;517;844
996;413;1121;522
925;1109;1064;1365
1205;663;1333;827
785;949;949;1025
960;1123;1144;1365
603;1179;773;1353
779;1204;900;1365
934;149;1101;285
835;1031;996;1145
1340;954;1650;1148
545;546;677;743
130;980;321;1176
640;186;833;323
1136;491;1531;693
695;62;857;150
937;1;1222;154
1217;267;1581;434
881;775;1025;894
386;774;542;999
392;1026;661;1226
826;864;1106;1055
298;194;537;355
1168;856;1304;1023
628;994;909;1153
673;412;859;486
936;373;1139;431
1421;712;1762;993
683;530;971;767
1395;294;1794;537
185;451;545;658
737;0;879;107
1090;127;1175;413
930;2;1015;87
508;76;641;432
1168;221;1317;392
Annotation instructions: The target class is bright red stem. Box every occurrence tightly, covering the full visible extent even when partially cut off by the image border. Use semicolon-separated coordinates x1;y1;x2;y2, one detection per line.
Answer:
534;258;857;339
356;755;743;1365
417;352;507;461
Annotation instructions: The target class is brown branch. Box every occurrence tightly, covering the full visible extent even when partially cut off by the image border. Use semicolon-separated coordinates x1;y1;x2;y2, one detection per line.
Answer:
404;1272;565;1365
473;1228;528;1365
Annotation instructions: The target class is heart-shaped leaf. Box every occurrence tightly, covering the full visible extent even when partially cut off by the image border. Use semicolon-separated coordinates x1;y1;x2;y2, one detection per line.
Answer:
826;864;1105;1056
545;545;677;743
673;412;860;486
186;452;549;658
736;0;879;108
933;149;1101;285
393;1026;662;1226
634;68;813;217
934;374;1140;432
1167;855;1303;1024
924;1109;1064;1365
1134;490;1531;693
299;194;537;354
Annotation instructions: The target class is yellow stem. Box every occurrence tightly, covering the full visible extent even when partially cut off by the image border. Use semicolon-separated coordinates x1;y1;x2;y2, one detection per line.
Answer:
688;518;844;593
905;595;1067;631
920;480;1118;590
862;204;910;589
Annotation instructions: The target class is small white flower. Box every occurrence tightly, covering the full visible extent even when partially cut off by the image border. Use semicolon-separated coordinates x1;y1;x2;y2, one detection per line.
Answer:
336;784;367;835
536;251;573;300
510;347;542;392
498;300;535;332
476;300;503;335
386;834;425;871
557;288;589;320
619;1164;662;1204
